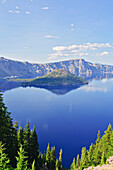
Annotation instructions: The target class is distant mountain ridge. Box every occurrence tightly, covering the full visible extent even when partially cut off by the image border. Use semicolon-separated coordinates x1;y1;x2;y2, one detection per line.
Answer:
0;57;113;79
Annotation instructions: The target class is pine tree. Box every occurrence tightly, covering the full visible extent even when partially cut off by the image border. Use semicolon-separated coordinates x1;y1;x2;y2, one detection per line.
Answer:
80;147;88;169
50;146;56;169
108;131;113;157
0;92;17;167
29;126;39;168
58;149;63;169
100;151;105;166
70;158;76;170
96;130;101;144
32;160;35;170
76;154;80;168
23;119;30;167
88;144;94;165
46;143;51;168
0;142;11;170
17;126;24;148
56;159;59;170
16;145;28;170
101;124;112;158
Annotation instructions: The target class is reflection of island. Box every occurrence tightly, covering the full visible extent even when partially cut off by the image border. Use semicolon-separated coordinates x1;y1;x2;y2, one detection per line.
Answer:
1;72;113;95
26;84;81;95
21;69;87;95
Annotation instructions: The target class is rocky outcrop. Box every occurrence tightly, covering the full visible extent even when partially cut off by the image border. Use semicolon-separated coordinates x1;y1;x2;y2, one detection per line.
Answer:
84;156;113;170
0;57;113;79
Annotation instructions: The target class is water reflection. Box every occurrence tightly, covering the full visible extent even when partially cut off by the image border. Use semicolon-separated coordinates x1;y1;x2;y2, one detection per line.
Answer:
1;73;113;94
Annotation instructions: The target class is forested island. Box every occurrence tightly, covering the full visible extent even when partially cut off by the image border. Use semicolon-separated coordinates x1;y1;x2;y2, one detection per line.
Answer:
22;69;88;87
1;91;113;170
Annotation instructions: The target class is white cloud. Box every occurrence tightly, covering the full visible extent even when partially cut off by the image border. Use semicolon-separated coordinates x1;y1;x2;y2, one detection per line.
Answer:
16;6;19;9
8;10;13;13
49;43;112;60
9;10;20;14
41;7;48;10
71;24;74;27
44;35;59;39
25;11;31;14
96;51;109;56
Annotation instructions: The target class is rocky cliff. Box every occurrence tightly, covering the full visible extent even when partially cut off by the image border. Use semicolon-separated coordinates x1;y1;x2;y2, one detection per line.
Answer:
0;57;113;79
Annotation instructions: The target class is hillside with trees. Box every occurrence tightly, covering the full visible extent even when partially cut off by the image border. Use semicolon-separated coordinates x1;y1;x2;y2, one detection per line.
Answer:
22;69;88;87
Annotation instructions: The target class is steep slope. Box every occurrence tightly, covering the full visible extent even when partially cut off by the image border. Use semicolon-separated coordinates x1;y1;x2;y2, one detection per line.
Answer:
0;57;113;79
22;69;88;86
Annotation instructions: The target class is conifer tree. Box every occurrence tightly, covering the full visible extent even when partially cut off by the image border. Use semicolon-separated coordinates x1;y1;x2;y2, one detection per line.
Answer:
32;160;35;170
96;130;101;144
70;158;76;170
29;126;39;168
56;159;59;170
50;146;56;169
0;142;11;170
16;145;28;170
80;147;88;169
101;124;112;158
88;144;94;165
76;154;80;168
58;149;63;169
0;92;17;167
46;143;51;168
17;126;24;148
23;119;30;166
100;151;105;166
108;131;113;157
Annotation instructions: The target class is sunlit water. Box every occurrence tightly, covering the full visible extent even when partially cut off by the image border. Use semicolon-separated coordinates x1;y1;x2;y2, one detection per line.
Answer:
2;78;113;168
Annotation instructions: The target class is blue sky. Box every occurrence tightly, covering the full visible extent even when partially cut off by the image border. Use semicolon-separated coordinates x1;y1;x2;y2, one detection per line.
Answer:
0;0;113;64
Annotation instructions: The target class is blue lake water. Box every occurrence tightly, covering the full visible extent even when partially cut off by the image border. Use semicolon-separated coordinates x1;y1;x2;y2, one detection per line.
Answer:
2;78;113;168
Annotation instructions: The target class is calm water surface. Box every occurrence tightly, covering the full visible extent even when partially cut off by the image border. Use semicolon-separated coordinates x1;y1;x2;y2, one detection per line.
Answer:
3;78;113;168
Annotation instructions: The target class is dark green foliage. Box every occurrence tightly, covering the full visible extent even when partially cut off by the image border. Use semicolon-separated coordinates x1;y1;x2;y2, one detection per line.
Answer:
29;126;39;168
23;119;31;166
50;146;56;169
0;92;17;167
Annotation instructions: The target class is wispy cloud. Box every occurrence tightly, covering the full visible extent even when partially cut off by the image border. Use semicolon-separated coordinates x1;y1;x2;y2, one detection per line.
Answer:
1;0;6;3
15;10;20;14
49;43;113;60
25;11;31;14
44;35;59;39
96;51;109;56
71;24;74;27
41;7;49;10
